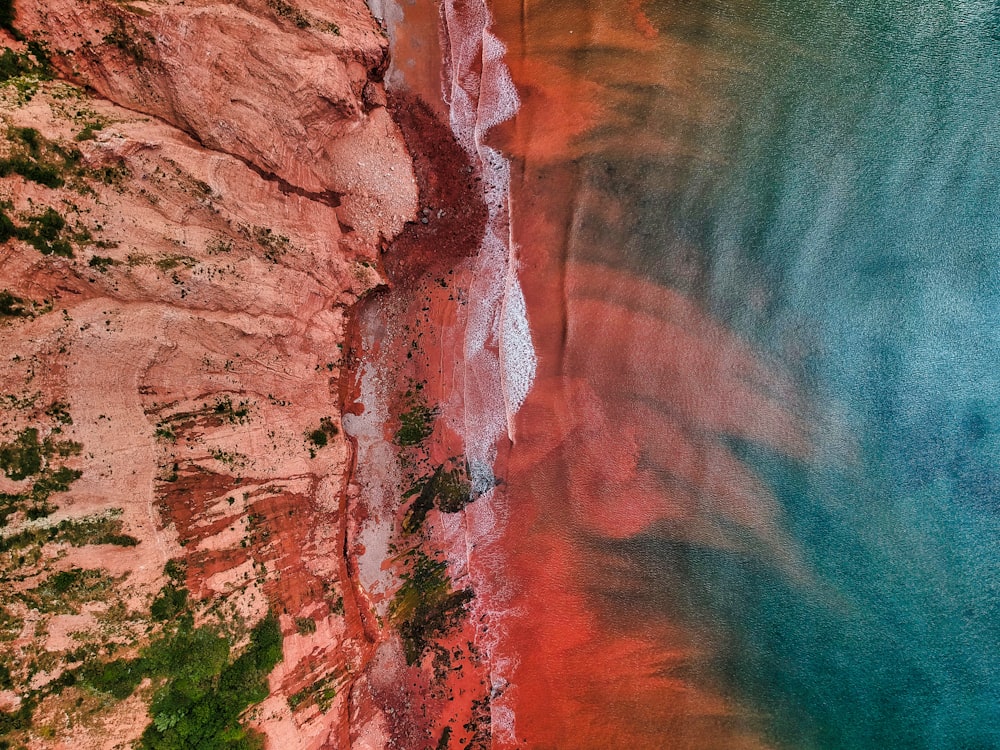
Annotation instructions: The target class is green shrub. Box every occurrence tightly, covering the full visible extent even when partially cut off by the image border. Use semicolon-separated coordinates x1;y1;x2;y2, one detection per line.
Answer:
163;558;187;583
394;403;437;447
0;290;30;317
0;0;16;34
402;463;472;534
140;613;283;750
81;657;145;700
0;427;42;480
294;616;316;635
0;154;63;188
75;122;103;141
88;255;117;272
150;584;188;622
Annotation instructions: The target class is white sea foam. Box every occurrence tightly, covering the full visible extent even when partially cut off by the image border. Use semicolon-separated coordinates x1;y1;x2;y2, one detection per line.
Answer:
367;0;535;740
440;2;537;740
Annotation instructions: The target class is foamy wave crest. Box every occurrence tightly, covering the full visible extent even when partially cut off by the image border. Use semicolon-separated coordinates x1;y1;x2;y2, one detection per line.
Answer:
500;267;537;423
440;0;535;743
442;0;536;450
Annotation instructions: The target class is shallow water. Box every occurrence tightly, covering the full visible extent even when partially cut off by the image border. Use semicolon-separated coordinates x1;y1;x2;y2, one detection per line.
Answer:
475;0;1000;747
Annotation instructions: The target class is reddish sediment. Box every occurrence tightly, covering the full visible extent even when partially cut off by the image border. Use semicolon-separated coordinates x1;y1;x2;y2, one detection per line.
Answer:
448;0;819;747
336;80;498;747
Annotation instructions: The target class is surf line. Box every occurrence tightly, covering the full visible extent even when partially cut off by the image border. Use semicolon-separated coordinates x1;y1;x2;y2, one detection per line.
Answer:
439;0;536;743
440;0;537;489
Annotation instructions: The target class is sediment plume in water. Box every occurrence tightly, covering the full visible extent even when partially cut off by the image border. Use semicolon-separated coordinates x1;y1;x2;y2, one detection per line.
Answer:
359;0;813;745
452;1;819;747
358;0;1000;747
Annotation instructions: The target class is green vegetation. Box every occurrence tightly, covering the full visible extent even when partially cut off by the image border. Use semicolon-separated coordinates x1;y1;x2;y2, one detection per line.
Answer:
389;551;473;665
294;616;316;635
88;254;118;272
81;657;146;700
0;422;85;526
0;408;83;527
402;463;472;534
155;254;196;272
21;567;119;614
206;236;233;255
0;289;49;319
151;583;188;622
154;423;176;442
0;427;42;479
56;512;137;546
0;127;79;189
23;207;72;255
287;672;337;713
214;396;251;424
44;400;72;425
267;0;311;29
74;121;104;141
395;401;437;447
0;492;20;527
0;43;51;83
139;612;283;749
306;417;337;452
164;557;187;583
0;425;81;479
0;0;17;35
0;204;75;257
0;289;30;318
0;512;138;553
242;224;290;263
103;18;145;63
265;0;338;34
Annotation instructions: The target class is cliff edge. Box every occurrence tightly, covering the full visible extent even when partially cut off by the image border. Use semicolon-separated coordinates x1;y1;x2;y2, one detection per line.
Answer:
0;0;416;747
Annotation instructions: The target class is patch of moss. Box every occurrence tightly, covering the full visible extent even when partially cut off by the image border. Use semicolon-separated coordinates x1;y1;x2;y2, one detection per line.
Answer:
389;551;473;665
0;492;21;527
88;254;118;272
0;0;17;35
402;463;472;534
44;401;73;425
287;671;338;712
0;289;30;318
395;402;437;447
294;616;316;635
103;17;145;63
0;427;43;480
163;558;186;583
22;567;120;613
0;42;52;84
74;121;104;142
0;512;137;553
54;513;138;547
0;128;79;190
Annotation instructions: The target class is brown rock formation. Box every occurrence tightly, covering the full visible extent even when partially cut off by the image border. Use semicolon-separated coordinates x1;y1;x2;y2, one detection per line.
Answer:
0;0;418;746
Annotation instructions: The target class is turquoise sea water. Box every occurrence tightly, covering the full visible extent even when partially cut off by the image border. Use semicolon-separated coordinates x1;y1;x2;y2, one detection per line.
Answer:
567;1;1000;746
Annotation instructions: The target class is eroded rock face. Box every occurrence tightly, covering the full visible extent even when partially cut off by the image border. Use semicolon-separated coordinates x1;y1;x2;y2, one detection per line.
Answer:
21;0;416;243
0;0;417;746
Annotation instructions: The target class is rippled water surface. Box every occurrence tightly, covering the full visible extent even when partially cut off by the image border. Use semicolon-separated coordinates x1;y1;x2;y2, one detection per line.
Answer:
478;0;1000;747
